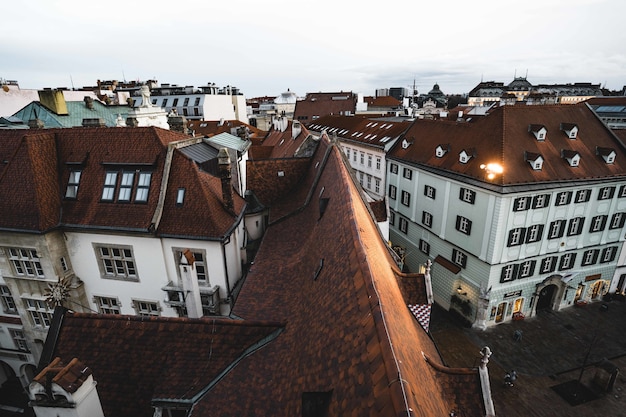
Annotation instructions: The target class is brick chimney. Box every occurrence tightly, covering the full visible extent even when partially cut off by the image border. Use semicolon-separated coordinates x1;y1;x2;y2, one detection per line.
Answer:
217;148;234;212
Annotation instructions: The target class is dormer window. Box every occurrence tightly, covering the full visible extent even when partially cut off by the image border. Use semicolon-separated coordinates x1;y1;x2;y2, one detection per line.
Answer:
561;149;580;167
528;124;547;141
435;144;449;158
524;151;544;170
596;146;616;164
176;188;185;206
560;123;578;139
459;149;474;164
401;139;413;149
101;168;153;203
65;169;82;199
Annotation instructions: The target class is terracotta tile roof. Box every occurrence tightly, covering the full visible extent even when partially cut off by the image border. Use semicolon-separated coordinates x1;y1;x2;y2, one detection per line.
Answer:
254;120;312;159
307;114;410;149
390;104;626;187
186;119;265;140
364;95;402;107
33;357;93;394
49;312;284;417
293;92;358;121
195;137;485;416
0;127;246;237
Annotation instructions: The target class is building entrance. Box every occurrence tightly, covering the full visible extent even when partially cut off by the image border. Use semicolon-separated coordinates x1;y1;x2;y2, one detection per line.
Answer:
536;284;557;311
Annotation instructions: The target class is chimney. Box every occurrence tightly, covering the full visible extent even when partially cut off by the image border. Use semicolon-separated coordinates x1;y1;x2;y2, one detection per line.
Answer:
218;148;234;212
38;89;68;115
291;120;302;139
29;357;105;417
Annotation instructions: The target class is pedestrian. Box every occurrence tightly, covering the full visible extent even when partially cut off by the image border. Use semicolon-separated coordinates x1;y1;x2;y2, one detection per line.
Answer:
504;370;517;387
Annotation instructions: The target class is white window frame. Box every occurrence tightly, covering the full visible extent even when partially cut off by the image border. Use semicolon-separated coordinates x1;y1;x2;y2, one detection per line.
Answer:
401;190;411;206
65;169;82;199
422;211;433;228
0;285;17;314
94;295;122;314
399;217;408;234
96;245;138;281
25;298;54;328
133;299;161;317
8;248;44;278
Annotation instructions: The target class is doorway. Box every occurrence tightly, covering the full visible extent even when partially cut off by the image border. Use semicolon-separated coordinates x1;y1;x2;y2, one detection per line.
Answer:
536;284;557;311
495;302;507;323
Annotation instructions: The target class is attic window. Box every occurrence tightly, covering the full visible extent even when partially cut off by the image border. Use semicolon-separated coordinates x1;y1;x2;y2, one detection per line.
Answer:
435;144;449;158
528;124;547;141
65;169;82;199
176;188;185;206
524;151;544;171
560;123;578;139
561;149;580;167
302;390;332;417
459;149;473;164
596;146;616;164
401;139;412;149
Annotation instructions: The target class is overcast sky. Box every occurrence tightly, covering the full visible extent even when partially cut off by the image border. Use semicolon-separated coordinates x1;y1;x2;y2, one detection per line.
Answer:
2;0;625;98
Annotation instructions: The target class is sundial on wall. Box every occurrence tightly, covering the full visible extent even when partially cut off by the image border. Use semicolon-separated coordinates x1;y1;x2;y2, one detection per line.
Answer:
45;276;71;307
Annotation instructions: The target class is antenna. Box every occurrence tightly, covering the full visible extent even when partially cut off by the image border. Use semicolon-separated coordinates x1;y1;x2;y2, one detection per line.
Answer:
70;74;75;90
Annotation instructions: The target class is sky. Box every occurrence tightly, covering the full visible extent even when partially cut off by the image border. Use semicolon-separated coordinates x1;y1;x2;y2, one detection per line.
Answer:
2;0;625;99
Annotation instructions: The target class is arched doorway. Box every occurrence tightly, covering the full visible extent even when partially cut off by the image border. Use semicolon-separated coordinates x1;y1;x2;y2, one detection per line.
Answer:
536;284;557;312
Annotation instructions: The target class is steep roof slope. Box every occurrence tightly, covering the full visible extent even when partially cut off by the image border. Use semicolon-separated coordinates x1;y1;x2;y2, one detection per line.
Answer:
391;103;626;188
192;137;485;416
49;313;283;417
0;130;61;231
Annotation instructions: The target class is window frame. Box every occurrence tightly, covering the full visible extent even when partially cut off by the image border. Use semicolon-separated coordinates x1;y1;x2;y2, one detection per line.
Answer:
540;256;557;274
398;217;408;234
589;215;608;233
389;185;397;200
403;167;413;180
401;190;411;207
94;295;122;314
555;191;572;206
95;244;139;281
390;163;398;174
581;249;599;266
424;185;436;199
459;188;476;204
526;224;544;243
65;169;82;199
452;249;467;268
422;211;433;228
455;215;472;235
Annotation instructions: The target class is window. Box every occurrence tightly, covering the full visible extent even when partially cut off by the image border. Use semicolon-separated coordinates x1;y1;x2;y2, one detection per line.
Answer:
172;98;179;107
133;299;160;317
367;154;372;168
353;151;357;162
102;169;152;203
345;148;350;159
25;298;54;328
526;224;544;243
389;185;397;200
401;190;411;206
555;191;572;206
598;186;616;200
194;97;201;106
459;188;476;204
65;170;81;199
589;215;608;233
575;189;591;203
610;212;626;229
399;217;408;234
548;220;566;239
518;260;536;278
559;253;576;270
376;157;381;170
375;178;380;194
424;185;436;199
500;264;518;283
94;296;121;314
422;211;433;228
540;256;557;274
10;329;28;351
390;163;398;174
581;249;599;266
455;216;472;235
135;172;152;202
0;285;17;314
419;239;430;255
183;98;189;107
162;98;168;107
507;228;526;246
513;196;531;211
389;211;395;226
60;257;68;272
359;172;364;185
102;171;118;200
403;168;413;180
452;249;467;268
8;248;44;278
96;245;138;281
366;175;372;189
567;217;585;236
176;250;208;283
176;188;186;206
360;152;364;165
601;246;618;263
619;185;626;198
532;194;550;209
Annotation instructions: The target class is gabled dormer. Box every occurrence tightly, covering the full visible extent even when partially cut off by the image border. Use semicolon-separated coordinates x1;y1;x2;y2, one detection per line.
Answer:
596;146;616;164
459;148;475;164
401;138;413;149
524;151;544;170
561;149;580;167
528;124;547;141
435;144;450;158
560;123;578;139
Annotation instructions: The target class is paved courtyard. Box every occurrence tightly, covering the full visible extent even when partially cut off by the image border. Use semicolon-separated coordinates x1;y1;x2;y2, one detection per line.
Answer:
429;298;626;417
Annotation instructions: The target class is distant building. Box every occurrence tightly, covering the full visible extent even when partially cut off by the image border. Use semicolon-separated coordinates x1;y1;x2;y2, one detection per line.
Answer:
293;91;358;122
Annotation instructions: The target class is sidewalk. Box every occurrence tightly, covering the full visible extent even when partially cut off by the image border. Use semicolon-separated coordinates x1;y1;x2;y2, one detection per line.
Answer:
429;299;626;417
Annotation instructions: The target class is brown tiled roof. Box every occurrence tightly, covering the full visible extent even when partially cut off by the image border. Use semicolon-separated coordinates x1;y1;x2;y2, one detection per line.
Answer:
50;313;284;417
0;127;245;238
293;92;357;121
34;357;93;394
255;120;312;159
193;137;485;416
308;114;410;149
390;104;626;187
364;95;402;107
186;119;265;139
